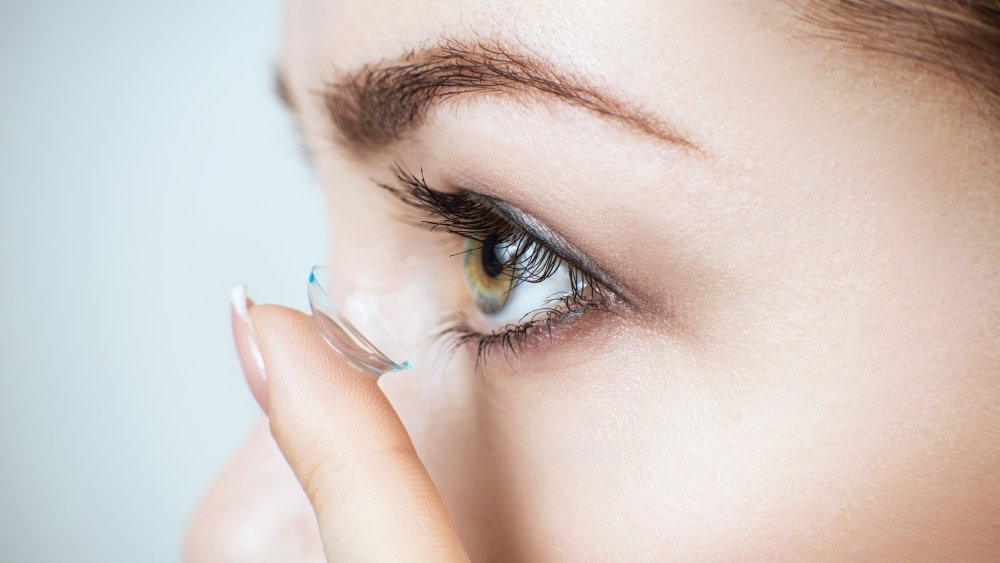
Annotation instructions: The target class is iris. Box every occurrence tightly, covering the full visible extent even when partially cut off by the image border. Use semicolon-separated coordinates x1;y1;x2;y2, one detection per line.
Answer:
462;235;514;315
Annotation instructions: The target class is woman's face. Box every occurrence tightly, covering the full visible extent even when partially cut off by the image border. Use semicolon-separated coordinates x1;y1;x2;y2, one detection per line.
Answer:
193;0;1000;560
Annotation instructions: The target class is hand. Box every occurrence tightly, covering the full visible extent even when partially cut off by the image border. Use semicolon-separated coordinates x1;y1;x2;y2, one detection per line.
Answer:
227;289;469;562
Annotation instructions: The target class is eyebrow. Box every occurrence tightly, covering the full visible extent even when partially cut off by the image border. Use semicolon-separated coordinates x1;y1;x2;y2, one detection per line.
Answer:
282;38;698;157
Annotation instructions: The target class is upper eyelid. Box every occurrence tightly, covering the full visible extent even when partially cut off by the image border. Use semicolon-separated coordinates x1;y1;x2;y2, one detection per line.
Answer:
474;195;635;305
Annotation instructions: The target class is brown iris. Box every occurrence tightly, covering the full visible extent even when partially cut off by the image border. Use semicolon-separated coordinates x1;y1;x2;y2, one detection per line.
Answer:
463;234;514;315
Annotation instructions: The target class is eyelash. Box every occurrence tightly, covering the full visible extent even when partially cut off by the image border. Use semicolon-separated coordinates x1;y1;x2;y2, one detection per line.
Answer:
377;164;610;365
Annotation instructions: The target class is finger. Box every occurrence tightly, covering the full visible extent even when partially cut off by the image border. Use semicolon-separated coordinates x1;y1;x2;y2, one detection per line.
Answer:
239;298;468;562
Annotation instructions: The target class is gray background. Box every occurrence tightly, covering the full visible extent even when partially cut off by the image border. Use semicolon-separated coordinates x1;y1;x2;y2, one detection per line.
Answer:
0;1;325;561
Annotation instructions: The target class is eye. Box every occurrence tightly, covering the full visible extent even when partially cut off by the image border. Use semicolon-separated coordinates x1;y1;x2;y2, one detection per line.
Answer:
463;235;578;326
377;163;614;362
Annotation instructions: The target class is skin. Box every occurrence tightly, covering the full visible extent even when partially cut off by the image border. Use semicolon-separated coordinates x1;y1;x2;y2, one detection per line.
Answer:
185;0;1000;561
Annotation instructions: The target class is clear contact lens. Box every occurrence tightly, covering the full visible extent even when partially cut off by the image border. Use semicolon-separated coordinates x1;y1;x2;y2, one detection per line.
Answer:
307;265;413;376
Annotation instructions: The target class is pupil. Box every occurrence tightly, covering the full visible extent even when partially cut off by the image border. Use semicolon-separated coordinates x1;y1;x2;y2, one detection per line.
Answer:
481;234;506;278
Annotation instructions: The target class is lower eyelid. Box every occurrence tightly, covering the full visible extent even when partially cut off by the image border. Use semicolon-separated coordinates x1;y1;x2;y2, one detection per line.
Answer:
446;295;616;368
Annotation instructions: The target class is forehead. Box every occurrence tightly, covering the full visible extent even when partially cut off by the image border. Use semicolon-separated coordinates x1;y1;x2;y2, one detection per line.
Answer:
279;0;990;208
280;0;793;111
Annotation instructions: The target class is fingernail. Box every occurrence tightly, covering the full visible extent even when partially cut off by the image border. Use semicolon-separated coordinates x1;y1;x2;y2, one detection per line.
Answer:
230;284;268;413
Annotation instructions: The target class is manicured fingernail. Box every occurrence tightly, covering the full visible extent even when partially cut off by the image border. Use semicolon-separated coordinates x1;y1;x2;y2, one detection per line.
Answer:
230;284;268;413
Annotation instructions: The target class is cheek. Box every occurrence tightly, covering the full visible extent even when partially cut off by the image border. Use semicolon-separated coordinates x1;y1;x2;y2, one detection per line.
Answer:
389;321;999;562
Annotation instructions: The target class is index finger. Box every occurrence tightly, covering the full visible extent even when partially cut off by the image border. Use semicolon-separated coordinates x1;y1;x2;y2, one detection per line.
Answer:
236;298;468;562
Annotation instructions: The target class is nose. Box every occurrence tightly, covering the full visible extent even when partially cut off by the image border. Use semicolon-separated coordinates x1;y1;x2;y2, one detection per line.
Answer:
183;417;326;563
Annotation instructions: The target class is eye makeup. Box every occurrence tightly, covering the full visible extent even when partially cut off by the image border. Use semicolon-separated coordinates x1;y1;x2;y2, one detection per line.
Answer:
376;164;628;365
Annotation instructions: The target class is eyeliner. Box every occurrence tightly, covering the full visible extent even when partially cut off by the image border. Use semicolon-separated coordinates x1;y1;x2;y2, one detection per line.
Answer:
473;193;635;306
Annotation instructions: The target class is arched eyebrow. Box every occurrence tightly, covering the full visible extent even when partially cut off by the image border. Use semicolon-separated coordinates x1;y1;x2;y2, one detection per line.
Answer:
279;37;700;158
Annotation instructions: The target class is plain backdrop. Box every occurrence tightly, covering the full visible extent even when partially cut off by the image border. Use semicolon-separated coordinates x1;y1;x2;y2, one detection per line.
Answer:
0;1;326;561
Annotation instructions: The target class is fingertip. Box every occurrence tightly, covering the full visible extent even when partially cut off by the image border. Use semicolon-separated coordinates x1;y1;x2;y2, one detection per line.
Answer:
247;302;389;443
247;303;311;333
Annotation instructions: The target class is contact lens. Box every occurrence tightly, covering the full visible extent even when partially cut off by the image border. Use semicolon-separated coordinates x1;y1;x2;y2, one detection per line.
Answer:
307;265;413;376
